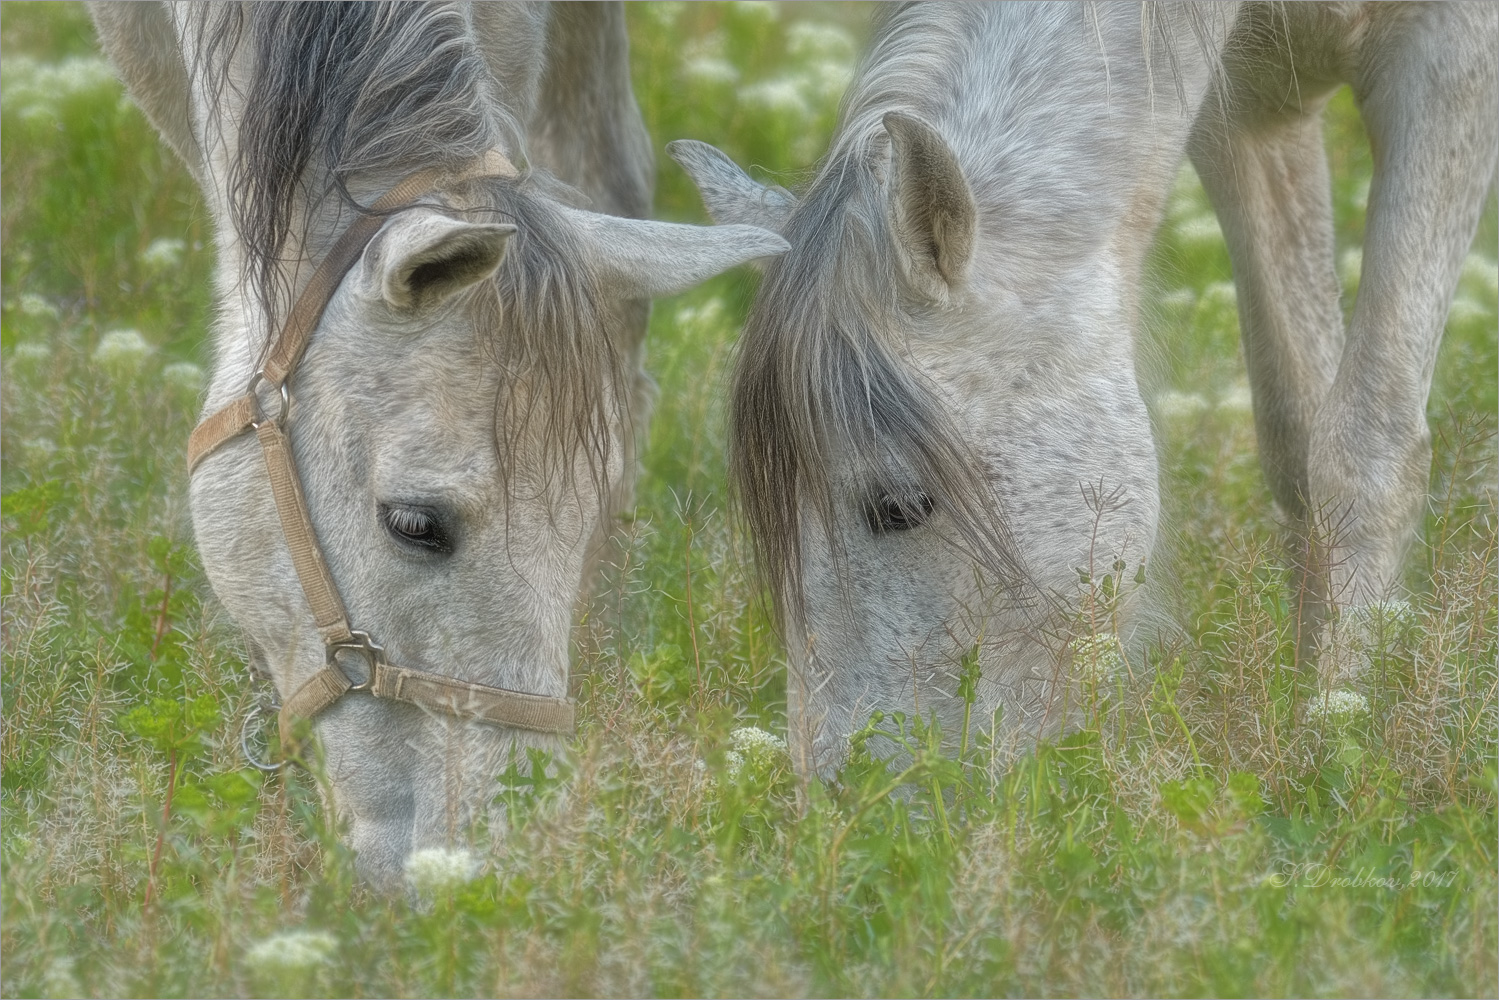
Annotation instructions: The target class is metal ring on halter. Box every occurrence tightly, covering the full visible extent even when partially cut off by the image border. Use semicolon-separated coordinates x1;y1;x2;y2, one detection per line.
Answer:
326;630;384;692
246;370;290;428
240;703;287;773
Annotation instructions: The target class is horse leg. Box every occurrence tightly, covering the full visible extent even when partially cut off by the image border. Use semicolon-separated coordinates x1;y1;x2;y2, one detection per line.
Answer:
1189;88;1345;661
1307;6;1497;679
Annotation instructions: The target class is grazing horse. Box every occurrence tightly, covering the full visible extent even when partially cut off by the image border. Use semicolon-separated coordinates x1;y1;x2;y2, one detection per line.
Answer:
672;2;1497;776
92;1;786;885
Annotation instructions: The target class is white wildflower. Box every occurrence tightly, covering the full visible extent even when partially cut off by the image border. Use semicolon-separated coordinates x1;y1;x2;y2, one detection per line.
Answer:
1338;247;1363;291
1216;382;1253;415
18;293;59;320
1176;213;1223;248
731;726;788;756
1305;689;1369;724
11;341;52;366
722;726;789;783
41;957;82;1000
92;329;151;369
643;1;684;28
404;846;478;896
140;237;186;271
1447;296;1491;330
738;78;811;119
1200;280;1238;313
21;438;58;459
786;22;856;62
800;60;854;102
1;56;117;119
683;56;740;85
1460;252;1498;300
1071;633;1127;686
51;57;117;97
1154;389;1210;420
1349;176;1370;213
162;361;205;393
730;1;779;24
244;929;337;973
676;297;729;337
1158;287;1196;313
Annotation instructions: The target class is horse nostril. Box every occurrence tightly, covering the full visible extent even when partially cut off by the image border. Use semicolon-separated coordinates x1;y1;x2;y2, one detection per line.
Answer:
865;491;935;534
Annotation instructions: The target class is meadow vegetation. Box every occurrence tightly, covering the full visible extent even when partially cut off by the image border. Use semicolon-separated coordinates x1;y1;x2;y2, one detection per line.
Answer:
2;3;1495;996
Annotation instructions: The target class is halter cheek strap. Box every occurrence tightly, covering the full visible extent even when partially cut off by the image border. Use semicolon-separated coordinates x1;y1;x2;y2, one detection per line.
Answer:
189;152;576;754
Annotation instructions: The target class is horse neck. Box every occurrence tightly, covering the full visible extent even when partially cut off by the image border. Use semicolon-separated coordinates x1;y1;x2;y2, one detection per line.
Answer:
845;3;1234;302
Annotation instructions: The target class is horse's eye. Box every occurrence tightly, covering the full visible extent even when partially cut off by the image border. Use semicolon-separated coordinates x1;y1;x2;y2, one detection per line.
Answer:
866;492;935;534
379;502;451;554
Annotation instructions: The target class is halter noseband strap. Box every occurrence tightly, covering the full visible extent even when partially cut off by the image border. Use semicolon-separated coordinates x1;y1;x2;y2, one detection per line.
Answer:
188;152;576;753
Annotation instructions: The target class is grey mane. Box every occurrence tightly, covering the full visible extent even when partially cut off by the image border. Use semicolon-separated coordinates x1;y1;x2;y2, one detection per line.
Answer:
198;2;619;490
729;143;1027;614
729;2;1229;616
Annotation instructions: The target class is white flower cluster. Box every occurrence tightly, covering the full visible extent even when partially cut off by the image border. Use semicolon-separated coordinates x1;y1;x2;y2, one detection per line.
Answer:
244;929;337;973
1175;213;1223;249
92;329;151;369
17;293;59;320
786;22;856;62
1447;252;1497;331
163;361;205;394
1216;382;1253;415
723;726;790;781
1154;389;1210;420
1460;252;1498;300
1071;632;1127;687
140;237;186;272
738;78;810;117
1199;281;1238;314
11;342;52;367
2;56;119;123
681;33;740;86
42;956;82;999
1305;689;1370;725
679;18;855;138
1338;247;1363;291
1155;382;1252;421
404;845;479;897
675;297;730;339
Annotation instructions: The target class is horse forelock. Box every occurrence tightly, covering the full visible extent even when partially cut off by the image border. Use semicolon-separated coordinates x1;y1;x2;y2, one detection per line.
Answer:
473;182;623;501
197;2;620;495
729;141;1027;624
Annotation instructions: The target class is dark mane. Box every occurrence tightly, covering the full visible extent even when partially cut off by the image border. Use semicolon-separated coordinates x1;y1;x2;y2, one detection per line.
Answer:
199;2;618;491
201;2;511;327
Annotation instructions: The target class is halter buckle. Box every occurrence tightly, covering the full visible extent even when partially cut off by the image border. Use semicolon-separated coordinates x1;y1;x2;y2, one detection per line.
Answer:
246;370;290;429
326;630;384;692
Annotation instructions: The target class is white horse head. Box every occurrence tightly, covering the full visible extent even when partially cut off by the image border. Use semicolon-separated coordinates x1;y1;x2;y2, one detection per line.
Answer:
95;1;786;885
675;2;1496;774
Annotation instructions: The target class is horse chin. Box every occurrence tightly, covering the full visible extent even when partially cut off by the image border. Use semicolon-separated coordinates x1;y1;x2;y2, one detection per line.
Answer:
318;702;565;890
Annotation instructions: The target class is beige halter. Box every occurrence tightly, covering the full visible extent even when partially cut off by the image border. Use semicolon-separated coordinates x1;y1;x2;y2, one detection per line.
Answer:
188;152;576;760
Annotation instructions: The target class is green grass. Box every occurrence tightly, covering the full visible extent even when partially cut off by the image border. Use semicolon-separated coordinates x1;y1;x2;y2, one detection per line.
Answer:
2;3;1496;997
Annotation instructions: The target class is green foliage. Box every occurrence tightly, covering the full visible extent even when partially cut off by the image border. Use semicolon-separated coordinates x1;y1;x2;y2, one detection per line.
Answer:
2;4;1495;998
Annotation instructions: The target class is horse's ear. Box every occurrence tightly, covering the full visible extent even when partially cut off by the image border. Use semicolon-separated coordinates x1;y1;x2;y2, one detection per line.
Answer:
667;140;797;233
562;207;789;300
366;211;514;312
882;111;975;302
